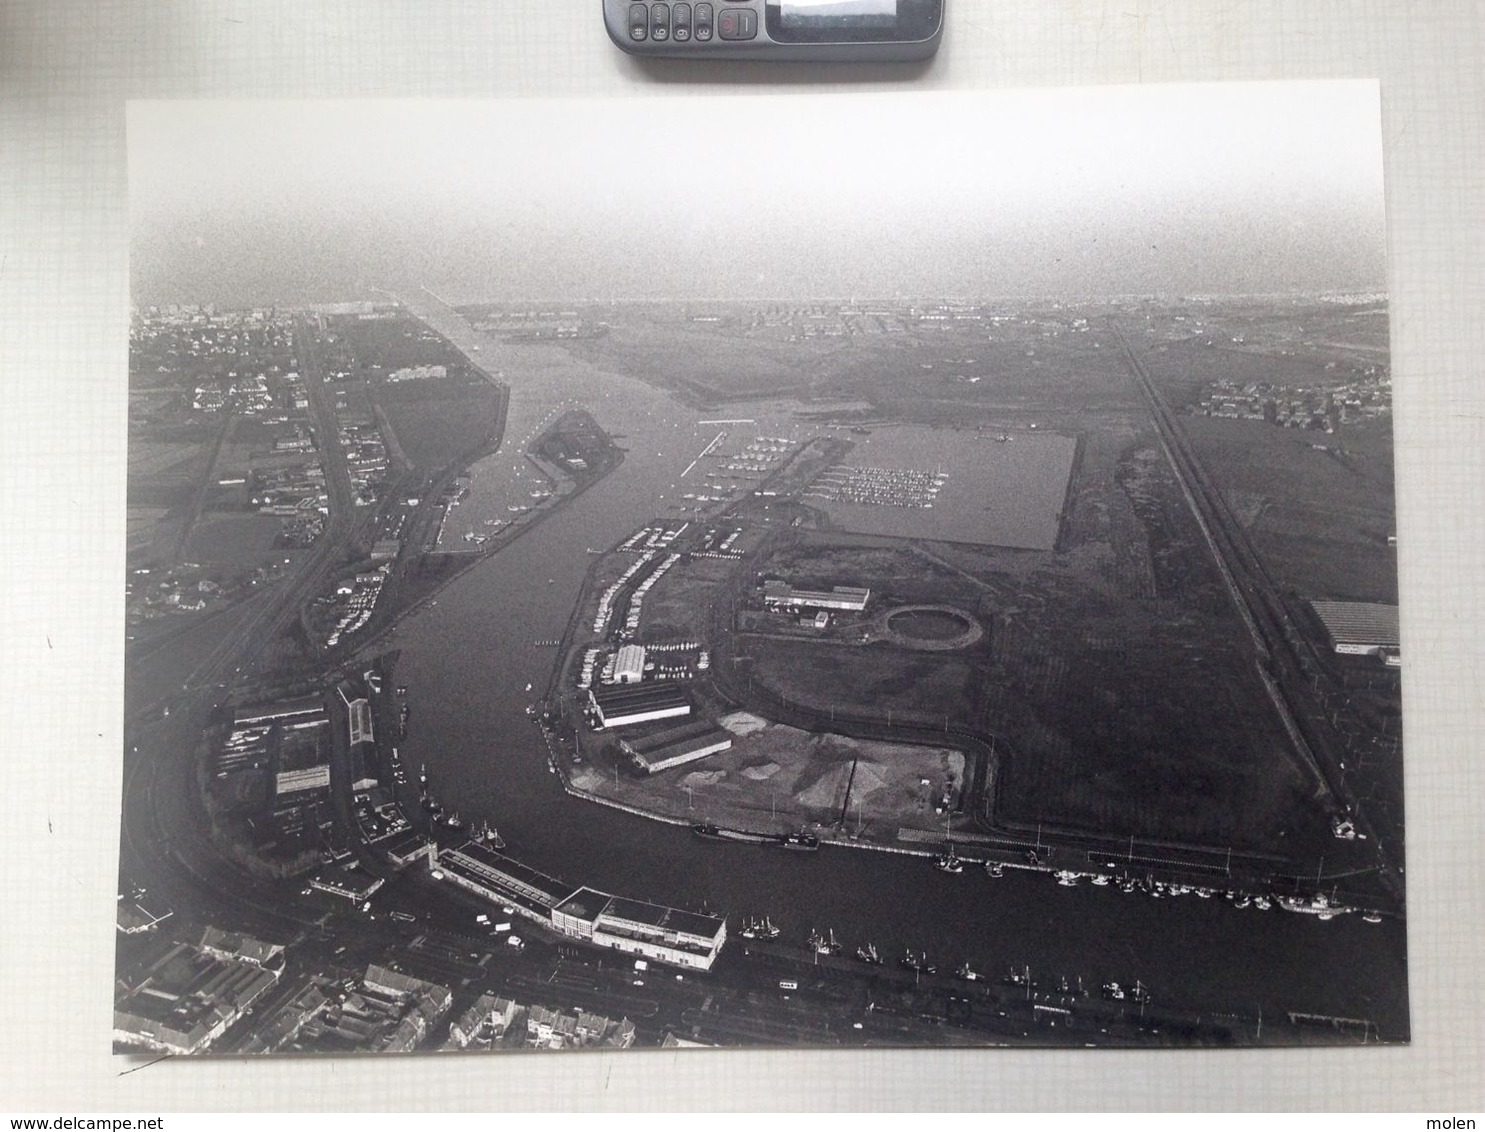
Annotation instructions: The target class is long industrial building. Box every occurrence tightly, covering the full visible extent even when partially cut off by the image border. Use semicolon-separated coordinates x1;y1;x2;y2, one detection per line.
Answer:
1310;600;1401;662
550;888;727;971
621;719;733;775
588;684;691;729
433;841;572;926
432;842;728;970
761;580;871;612
233;694;327;728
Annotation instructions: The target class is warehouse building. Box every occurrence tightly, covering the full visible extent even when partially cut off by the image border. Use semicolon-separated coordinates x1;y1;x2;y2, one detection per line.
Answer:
613;643;647;684
432;841;571;925
1310;600;1401;663
762;580;871;612
308;862;384;904
114;936;281;1055
275;764;330;794
622;719;733;775
337;685;375;746
434;843;729;971
550;887;727;971
588;684;691;729
233;694;326;728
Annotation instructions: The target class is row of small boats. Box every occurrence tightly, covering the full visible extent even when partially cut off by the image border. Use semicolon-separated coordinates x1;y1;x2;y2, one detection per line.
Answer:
932;846;1382;921
805;927;980;981
745;915;1164;995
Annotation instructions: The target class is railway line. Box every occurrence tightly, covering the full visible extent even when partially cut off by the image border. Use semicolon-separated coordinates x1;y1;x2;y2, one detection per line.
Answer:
1112;322;1400;890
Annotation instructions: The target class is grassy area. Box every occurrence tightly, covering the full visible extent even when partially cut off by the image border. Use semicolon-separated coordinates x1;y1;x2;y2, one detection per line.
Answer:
1178;416;1396;602
568;713;965;840
376;378;503;471
737;422;1317;849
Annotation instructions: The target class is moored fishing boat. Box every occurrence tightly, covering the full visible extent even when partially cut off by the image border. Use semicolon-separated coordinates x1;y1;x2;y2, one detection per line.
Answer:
809;927;842;956
934;845;965;874
1276;891;1350;918
739;914;782;939
899;950;937;976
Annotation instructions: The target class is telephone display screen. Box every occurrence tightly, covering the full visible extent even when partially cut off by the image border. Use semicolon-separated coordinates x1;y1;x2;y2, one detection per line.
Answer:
766;0;939;43
778;0;898;28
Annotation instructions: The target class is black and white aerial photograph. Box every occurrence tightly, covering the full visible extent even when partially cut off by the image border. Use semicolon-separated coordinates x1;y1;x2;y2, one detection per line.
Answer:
117;82;1405;1057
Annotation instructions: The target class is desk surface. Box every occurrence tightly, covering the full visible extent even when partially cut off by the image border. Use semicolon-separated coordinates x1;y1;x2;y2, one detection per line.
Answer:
2;0;1482;1113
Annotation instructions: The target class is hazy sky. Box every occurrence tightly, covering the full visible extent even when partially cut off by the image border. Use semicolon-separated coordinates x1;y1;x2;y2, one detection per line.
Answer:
129;83;1387;307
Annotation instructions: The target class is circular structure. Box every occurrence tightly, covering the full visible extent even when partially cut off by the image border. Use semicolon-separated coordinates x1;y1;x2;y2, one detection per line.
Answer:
879;604;984;651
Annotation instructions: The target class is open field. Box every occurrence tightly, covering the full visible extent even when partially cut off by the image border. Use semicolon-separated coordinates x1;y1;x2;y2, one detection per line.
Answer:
182;514;285;566
1175;416;1396;602
736;414;1318;849
376;378;503;471
558;302;1155;423
569;713;963;838
325;310;470;380
128;438;209;481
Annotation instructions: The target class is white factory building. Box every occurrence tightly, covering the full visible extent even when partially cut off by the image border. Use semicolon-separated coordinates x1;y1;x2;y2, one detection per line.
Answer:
613;644;647;684
550;887;728;971
762;580;871;612
588;685;692;729
434;843;729;971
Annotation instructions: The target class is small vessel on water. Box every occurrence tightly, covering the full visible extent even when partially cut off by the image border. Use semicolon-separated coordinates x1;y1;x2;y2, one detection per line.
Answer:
1276;890;1348;918
809;928;842;956
934;846;965;874
985;860;1005;878
472;820;505;850
739;915;781;939
955;961;984;982
692;822;820;851
855;942;883;965
899;950;937;976
1054;870;1081;886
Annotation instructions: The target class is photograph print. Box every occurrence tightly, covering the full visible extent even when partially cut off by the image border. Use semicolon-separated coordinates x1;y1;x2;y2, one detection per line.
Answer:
117;82;1405;1056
